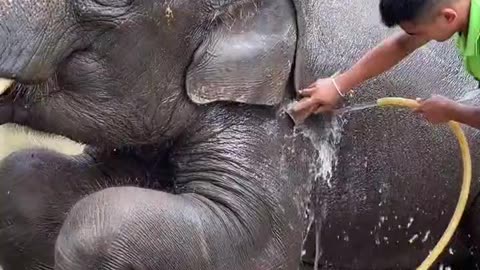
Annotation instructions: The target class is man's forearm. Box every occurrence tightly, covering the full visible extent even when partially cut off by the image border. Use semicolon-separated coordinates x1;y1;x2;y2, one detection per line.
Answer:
451;104;480;129
334;32;429;95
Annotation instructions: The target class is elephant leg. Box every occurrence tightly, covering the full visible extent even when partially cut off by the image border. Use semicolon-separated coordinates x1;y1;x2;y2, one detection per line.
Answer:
55;187;235;270
54;186;295;270
54;106;309;270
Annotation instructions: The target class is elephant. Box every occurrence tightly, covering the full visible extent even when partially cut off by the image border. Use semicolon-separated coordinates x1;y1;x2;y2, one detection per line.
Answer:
1;0;480;269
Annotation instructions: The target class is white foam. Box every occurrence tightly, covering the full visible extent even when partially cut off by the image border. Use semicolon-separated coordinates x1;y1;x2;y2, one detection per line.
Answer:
296;117;343;189
409;234;419;244
407;217;414;229
422;230;431;243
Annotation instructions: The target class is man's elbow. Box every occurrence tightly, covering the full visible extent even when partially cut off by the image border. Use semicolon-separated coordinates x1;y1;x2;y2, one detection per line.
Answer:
393;33;429;55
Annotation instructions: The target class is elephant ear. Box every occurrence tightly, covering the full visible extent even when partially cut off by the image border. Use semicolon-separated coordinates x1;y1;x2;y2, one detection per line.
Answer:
186;0;296;106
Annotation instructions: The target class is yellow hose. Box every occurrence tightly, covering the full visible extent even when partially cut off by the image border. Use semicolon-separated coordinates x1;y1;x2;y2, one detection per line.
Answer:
376;97;472;270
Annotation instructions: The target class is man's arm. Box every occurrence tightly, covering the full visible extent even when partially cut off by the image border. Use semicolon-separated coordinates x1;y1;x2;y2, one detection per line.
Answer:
292;32;431;115
334;32;430;94
452;104;480;128
415;95;480;129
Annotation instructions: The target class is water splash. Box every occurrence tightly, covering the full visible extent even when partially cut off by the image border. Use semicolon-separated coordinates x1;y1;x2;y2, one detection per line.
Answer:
294;116;344;268
313;203;328;270
291;87;480;268
334;87;480;116
333;101;378;115
297;117;344;188
438;264;452;270
314;219;321;270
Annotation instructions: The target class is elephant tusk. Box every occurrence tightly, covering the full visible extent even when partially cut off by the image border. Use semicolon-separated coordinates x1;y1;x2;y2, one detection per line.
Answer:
377;97;472;270
0;78;14;95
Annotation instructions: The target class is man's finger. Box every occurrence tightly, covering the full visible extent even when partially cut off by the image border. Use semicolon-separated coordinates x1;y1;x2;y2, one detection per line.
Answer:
314;105;333;114
291;98;318;112
415;97;426;106
298;87;317;97
412;101;424;112
287;106;314;124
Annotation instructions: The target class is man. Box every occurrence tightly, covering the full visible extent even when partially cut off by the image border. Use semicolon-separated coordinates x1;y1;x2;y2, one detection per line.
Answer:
292;0;480;128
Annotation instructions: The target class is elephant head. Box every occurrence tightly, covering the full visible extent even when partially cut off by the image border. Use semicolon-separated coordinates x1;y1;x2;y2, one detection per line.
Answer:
0;2;338;269
0;0;333;148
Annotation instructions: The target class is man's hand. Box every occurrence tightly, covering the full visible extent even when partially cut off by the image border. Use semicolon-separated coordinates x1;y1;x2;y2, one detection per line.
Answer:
288;32;429;123
415;95;459;124
290;78;344;117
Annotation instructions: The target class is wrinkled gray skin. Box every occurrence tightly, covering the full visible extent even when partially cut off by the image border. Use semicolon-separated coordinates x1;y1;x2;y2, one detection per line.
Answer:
1;0;480;269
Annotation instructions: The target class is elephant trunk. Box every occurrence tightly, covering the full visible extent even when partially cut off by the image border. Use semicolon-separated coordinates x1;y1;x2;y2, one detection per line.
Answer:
0;1;87;92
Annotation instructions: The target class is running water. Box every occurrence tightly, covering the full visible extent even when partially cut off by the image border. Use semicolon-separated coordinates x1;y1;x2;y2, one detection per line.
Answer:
293;115;344;269
332;102;378;115
333;88;480;116
289;88;480;269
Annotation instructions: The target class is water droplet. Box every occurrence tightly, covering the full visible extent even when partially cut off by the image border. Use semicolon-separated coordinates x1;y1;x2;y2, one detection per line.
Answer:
422;230;431;242
407;217;414;228
409;234;419;244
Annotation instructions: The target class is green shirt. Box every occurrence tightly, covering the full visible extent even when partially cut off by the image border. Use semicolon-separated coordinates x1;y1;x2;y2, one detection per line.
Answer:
457;0;480;80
